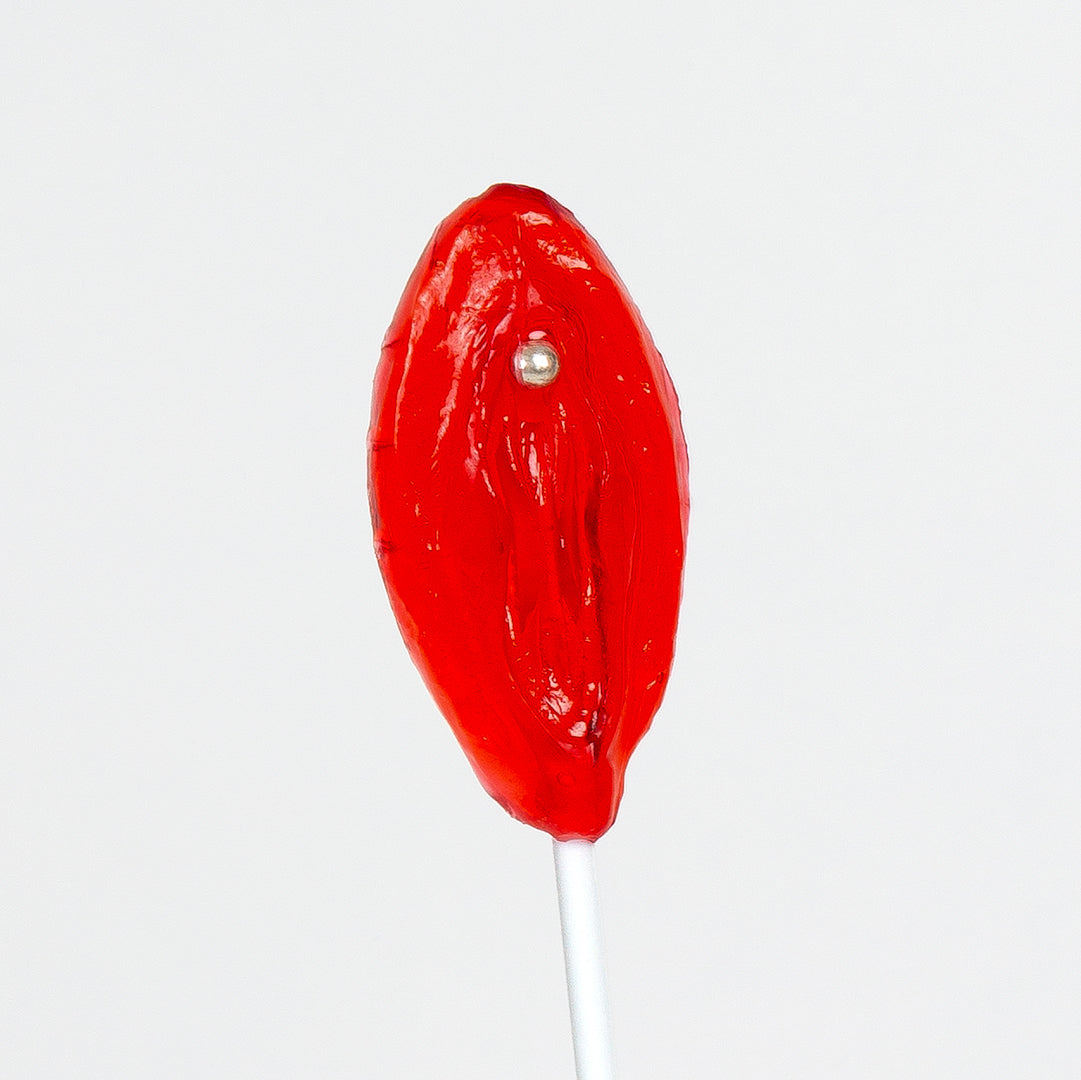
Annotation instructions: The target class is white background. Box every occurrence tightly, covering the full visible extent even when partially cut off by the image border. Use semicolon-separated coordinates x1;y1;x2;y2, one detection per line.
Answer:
3;3;1079;1077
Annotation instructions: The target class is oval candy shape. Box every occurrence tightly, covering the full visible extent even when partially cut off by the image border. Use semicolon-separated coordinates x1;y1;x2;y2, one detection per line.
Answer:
369;184;689;841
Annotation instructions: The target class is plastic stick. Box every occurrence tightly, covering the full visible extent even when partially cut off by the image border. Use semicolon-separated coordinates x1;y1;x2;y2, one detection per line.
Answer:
553;838;614;1080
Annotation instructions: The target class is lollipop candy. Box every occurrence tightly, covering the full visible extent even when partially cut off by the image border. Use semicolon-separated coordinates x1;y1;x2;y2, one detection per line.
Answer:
370;183;688;839
369;184;688;1075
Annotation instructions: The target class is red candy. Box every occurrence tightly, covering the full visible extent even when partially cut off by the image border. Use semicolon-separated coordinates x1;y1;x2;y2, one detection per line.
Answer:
369;185;688;840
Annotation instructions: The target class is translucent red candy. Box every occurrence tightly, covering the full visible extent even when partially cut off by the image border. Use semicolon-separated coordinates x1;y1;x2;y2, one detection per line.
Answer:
369;184;688;841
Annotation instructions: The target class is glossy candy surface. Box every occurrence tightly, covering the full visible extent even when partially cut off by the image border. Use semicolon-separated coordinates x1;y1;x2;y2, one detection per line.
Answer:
369;185;688;841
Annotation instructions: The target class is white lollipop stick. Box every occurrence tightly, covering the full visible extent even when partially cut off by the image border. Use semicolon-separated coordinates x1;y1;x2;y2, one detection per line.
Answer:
553;838;614;1080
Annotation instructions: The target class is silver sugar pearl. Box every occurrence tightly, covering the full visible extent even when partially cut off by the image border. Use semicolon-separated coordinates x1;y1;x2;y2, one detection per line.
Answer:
512;341;560;387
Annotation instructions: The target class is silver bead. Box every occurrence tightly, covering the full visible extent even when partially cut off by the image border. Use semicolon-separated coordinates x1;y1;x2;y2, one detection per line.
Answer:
512;341;560;387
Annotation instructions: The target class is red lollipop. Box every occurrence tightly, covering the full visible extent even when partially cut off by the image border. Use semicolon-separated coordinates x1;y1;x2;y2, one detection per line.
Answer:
369;184;689;842
370;185;688;1078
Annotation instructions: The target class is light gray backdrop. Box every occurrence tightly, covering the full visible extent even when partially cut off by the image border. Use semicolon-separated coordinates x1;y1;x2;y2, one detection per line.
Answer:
3;3;1078;1077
